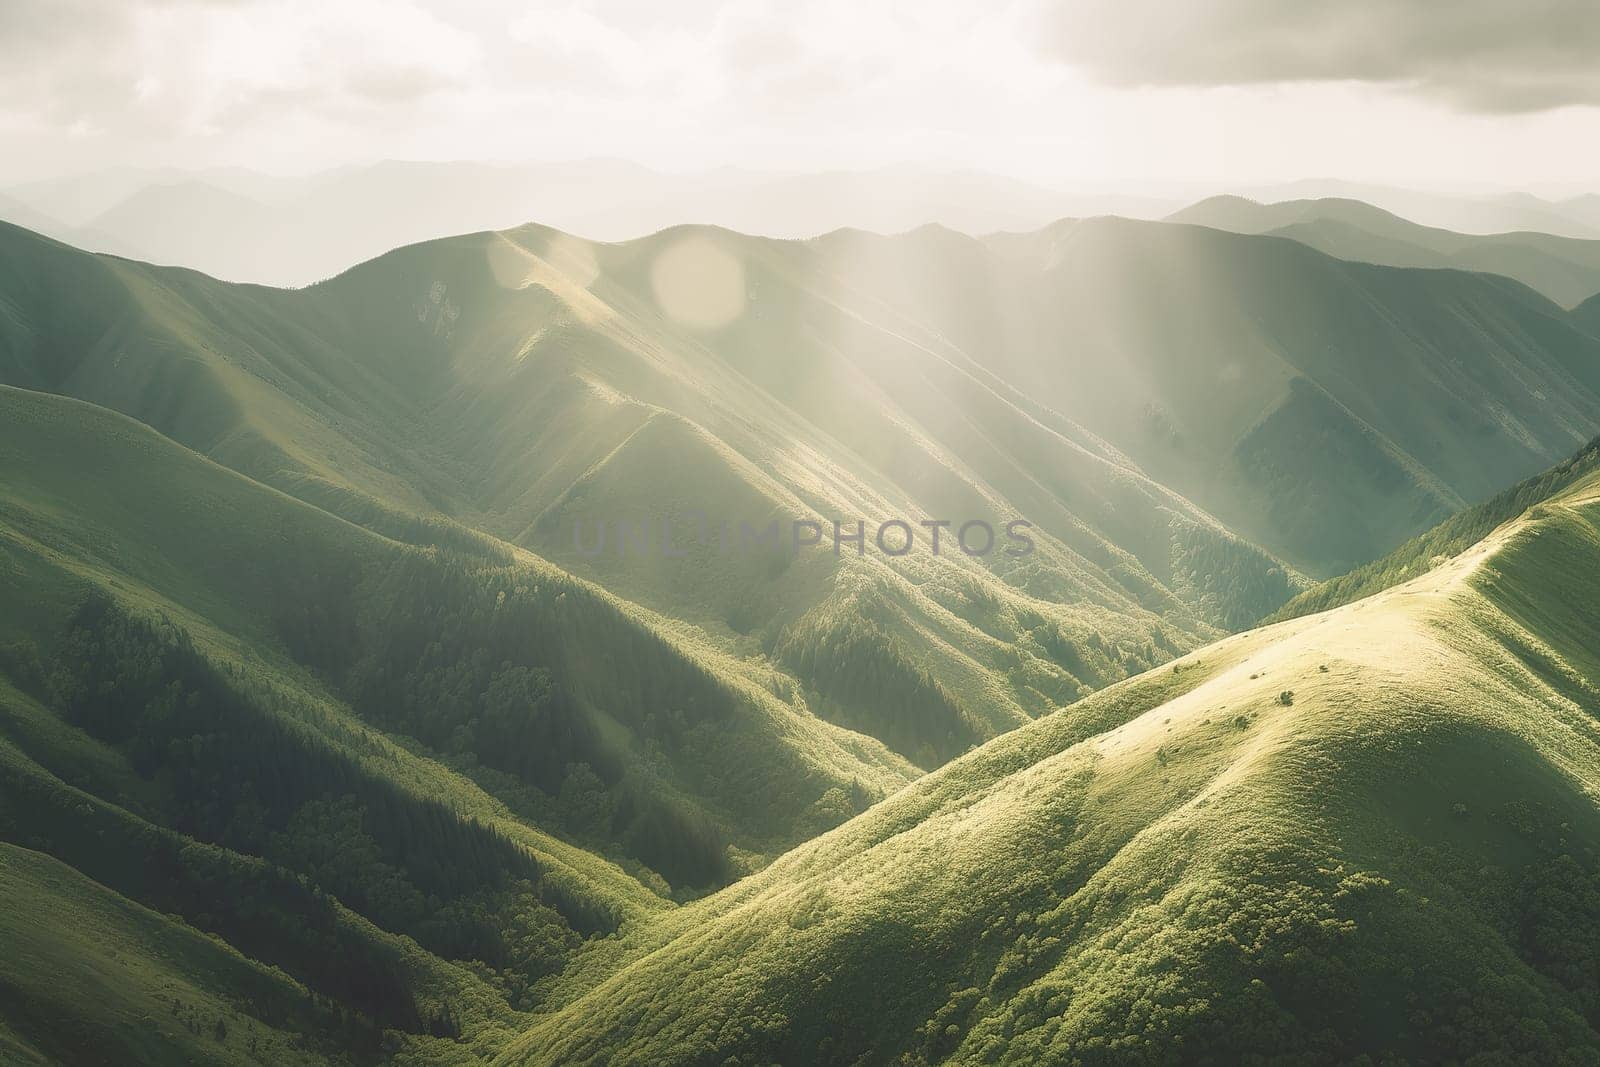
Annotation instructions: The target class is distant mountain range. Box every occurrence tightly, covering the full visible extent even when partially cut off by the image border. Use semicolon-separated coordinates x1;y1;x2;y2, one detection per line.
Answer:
1234;178;1600;239
10;162;1600;291
0;161;1178;286
1172;194;1600;307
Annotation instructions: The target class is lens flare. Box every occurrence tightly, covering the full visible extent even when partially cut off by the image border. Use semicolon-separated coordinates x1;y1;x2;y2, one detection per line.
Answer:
649;234;746;331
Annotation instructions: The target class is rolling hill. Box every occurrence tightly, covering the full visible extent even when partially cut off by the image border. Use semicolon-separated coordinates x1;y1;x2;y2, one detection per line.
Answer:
1172;195;1600;308
498;443;1600;1064
0;382;933;1060
8;209;1600;1060
0;842;368;1066
0;384;919;891
0;217;1298;777
4;210;1600;764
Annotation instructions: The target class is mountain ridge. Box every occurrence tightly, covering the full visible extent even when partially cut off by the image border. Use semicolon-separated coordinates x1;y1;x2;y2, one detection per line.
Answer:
1171;194;1600;307
498;443;1600;1064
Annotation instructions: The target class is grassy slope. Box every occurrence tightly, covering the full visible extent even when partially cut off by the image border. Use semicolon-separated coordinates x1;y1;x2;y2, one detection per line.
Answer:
500;468;1600;1064
0;842;333;1066
0;386;696;1056
0;385;930;1057
0;384;915;874
0;218;1279;774
0;669;546;1065
9;210;1595;740
1173;195;1600;307
299;224;1253;711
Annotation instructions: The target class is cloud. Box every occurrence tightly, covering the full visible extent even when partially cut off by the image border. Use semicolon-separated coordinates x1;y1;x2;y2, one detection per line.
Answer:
507;5;715;100
0;0;481;137
1041;0;1600;113
3;0;1597;187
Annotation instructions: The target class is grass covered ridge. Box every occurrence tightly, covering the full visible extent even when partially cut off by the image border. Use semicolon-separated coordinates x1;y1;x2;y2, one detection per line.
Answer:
497;470;1600;1063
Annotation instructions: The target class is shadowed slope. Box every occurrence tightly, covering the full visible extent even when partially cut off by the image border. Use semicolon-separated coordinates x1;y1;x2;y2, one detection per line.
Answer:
0;386;917;886
0;843;350;1066
1273;435;1600;621
1576;292;1600;336
0;383;945;1059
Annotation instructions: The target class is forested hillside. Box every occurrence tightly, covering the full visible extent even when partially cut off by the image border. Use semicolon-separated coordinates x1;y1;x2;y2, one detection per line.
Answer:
0;386;915;1060
6;205;1600;1062
0;218;1278;776
500;449;1600;1065
808;218;1600;575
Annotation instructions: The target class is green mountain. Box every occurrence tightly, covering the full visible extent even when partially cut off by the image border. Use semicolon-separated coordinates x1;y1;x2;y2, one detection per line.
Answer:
8;208;1600;1062
501;452;1600;1064
1173;195;1600;308
6;162;1175;287
5;210;1600;777
1238;181;1600;240
9;210;1600;762
0;217;1297;772
0;382;927;1059
0;382;920;887
809;217;1600;574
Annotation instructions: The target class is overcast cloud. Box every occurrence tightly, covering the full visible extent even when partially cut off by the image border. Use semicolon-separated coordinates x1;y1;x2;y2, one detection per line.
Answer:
1;0;1597;186
1045;0;1600;113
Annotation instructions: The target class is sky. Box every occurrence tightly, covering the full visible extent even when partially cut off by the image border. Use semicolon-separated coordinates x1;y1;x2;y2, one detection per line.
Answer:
3;0;1600;191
